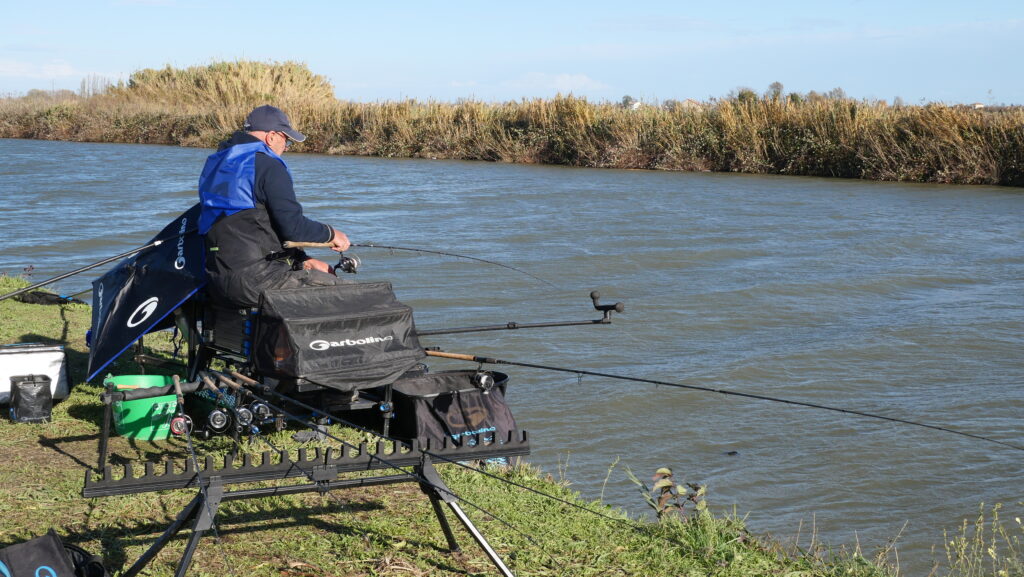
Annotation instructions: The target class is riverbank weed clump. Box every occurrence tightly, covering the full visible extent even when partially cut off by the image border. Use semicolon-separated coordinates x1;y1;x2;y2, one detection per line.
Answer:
944;503;1024;577
2;60;1022;185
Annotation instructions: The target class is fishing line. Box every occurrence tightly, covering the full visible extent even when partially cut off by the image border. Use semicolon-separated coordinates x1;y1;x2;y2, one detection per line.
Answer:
282;239;559;289
354;242;557;288
425;351;1024;453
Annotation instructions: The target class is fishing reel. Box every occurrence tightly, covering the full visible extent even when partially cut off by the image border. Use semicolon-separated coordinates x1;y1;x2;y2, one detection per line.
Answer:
169;414;193;436
472;371;495;394
234;406;255;429
248;401;274;424
334;253;360;275
206;408;232;434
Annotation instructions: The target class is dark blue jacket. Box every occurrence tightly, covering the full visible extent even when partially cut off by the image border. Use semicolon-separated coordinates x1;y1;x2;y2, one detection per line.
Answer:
197;132;333;306
199;131;331;242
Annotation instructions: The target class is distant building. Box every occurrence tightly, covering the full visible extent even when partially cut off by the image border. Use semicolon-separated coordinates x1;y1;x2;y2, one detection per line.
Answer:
972;102;986;109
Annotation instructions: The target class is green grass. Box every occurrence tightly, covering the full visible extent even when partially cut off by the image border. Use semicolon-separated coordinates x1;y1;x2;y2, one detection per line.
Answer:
1;60;1022;185
1;274;1018;575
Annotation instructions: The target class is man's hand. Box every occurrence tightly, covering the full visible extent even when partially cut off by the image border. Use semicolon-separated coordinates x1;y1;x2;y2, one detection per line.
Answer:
329;227;351;252
302;258;335;275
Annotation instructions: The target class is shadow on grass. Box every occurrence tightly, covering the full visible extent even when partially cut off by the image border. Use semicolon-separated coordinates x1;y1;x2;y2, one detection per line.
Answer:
37;433;101;470
76;497;478;574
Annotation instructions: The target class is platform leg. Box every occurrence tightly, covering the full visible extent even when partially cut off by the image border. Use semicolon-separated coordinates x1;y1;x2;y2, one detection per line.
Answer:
122;494;203;577
97;383;113;471
176;482;224;576
427;493;462;552
446;501;515;577
417;458;515;577
122;483;224;577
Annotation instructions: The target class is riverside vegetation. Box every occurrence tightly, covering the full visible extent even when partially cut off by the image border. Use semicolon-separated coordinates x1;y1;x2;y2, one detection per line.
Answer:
2;278;1023;575
1;60;1023;186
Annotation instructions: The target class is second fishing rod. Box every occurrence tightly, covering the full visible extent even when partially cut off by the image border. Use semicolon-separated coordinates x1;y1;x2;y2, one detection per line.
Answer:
424;350;1024;453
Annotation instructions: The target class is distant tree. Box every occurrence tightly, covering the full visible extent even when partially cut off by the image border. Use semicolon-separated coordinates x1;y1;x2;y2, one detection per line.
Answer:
807;90;824;103
788;92;804;105
766;81;784;101
663;99;680;112
79;74;111;98
729;86;758;104
893;96;905;108
24;88;76;100
621;95;636;109
825;87;847;100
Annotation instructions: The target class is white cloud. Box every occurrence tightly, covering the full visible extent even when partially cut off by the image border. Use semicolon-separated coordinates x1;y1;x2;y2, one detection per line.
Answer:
504;72;608;95
115;0;176;6
0;58;77;79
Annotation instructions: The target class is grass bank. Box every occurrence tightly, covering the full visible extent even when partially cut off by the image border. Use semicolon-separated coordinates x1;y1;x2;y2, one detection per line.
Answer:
0;274;918;576
1;61;1022;186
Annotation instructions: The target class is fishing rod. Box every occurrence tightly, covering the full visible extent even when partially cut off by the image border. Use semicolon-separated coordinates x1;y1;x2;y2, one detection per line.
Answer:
282;240;557;288
425;350;1024;453
419;291;623;336
0;229;197;303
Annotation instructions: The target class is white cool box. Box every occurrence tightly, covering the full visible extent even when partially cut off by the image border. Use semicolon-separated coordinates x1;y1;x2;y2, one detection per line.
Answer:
0;343;70;404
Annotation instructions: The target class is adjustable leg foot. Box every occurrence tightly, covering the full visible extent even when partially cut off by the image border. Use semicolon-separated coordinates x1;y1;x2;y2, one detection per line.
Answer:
428;494;461;552
446;502;515;577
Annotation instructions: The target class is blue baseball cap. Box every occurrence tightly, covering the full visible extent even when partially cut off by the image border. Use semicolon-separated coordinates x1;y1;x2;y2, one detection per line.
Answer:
244;105;306;142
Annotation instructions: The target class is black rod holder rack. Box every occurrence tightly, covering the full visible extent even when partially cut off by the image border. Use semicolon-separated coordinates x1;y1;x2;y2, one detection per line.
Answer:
83;431;529;498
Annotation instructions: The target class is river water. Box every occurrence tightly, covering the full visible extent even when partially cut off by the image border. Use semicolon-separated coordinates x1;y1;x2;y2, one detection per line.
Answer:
2;138;1022;574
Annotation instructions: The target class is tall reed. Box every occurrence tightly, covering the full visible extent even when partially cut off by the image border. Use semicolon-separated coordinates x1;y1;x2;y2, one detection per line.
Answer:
2;60;1021;185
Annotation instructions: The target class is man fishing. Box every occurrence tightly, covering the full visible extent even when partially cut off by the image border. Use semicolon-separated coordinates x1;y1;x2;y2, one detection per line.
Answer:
198;105;350;307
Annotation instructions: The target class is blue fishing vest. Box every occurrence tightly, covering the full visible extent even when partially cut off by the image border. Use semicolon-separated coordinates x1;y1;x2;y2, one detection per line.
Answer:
197;141;291;234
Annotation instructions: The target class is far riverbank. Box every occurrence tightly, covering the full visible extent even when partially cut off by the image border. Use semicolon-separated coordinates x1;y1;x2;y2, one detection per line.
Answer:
1;60;1022;186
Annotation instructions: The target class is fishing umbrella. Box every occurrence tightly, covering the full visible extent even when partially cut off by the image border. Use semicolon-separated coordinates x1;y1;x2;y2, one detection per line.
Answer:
86;204;206;381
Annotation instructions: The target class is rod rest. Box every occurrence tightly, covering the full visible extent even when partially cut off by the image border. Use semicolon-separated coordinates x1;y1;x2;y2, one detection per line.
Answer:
83;430;530;498
100;379;205;404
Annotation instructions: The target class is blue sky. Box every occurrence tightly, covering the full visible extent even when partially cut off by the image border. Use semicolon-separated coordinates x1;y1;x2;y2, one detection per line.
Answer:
2;1;1021;104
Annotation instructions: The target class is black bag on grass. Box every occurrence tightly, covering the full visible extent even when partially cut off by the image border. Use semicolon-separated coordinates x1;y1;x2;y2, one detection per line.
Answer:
9;375;53;423
0;530;109;577
0;530;76;576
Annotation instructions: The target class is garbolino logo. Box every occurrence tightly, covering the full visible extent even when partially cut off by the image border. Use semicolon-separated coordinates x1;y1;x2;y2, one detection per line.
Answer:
309;335;394;351
174;216;188;270
96;282;105;318
127;297;160;328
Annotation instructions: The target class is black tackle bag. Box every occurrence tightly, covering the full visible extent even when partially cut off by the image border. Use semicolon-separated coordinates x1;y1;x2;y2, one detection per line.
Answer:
9;375;53;423
389;371;518;445
0;529;109;577
253;282;425;392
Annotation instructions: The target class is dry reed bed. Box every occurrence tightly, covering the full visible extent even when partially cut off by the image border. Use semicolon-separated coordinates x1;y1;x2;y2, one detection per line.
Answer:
1;60;1022;186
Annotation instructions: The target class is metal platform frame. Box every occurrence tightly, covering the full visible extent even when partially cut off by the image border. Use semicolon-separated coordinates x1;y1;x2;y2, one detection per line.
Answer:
84;434;529;577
